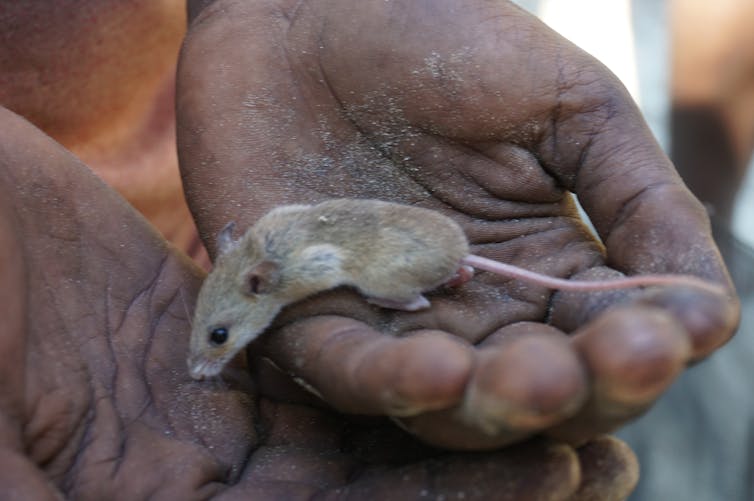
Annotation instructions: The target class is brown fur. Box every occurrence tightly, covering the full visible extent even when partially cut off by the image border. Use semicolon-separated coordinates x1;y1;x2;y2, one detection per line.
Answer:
188;199;467;379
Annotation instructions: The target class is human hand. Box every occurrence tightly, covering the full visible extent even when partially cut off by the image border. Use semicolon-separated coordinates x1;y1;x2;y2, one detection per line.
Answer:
175;0;739;450
175;0;739;449
0;106;638;500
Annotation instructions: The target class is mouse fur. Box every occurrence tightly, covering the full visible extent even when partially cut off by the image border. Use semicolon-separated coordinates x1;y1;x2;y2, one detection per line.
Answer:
188;199;468;379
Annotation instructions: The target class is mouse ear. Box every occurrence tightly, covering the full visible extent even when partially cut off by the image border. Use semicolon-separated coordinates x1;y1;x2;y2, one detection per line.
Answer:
242;260;280;295
216;221;237;256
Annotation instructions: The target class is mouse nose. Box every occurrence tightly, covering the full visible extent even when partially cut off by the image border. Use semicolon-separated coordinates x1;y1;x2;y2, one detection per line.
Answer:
189;367;205;381
188;357;210;380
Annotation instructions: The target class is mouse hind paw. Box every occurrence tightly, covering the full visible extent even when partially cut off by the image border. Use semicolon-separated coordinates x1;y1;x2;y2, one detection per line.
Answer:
366;294;431;311
443;264;474;288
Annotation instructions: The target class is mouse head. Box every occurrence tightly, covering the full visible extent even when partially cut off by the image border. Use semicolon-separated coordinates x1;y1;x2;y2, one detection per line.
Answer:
187;222;285;380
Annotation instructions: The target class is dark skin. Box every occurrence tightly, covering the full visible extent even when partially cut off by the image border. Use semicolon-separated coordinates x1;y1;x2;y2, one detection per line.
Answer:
178;0;738;446
0;106;637;499
0;0;740;499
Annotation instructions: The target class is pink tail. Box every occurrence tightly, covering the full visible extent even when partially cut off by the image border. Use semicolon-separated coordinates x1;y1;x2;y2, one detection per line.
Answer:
460;254;727;295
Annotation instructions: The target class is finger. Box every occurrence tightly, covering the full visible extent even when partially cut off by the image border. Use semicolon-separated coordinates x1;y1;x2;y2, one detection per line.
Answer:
397;323;588;450
548;306;692;444
262;316;473;416
327;439;581;501
549;267;740;360
637;287;741;360
570;436;639;501
460;323;588;433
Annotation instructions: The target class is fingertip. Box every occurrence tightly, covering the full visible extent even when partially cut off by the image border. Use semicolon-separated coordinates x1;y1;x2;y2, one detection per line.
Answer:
372;331;474;415
266;318;474;416
638;287;740;360
572;306;692;404
549;306;694;444
572;436;639;501
461;328;588;433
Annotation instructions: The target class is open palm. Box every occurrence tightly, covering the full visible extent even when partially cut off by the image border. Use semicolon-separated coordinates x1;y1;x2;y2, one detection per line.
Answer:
177;0;738;449
1;106;636;500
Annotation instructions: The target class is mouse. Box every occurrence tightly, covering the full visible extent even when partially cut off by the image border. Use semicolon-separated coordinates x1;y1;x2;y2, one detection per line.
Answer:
187;198;727;380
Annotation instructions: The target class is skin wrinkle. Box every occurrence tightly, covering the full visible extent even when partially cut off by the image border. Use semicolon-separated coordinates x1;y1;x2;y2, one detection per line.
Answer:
111;288;138;337
230;421;264;488
281;0;308;26
547;54;566;168
323;330;388;401
462;145;561;205
474;225;587;268
317;59;363;144
99;288;128;488
605;181;683;252
23;308;92;479
311;72;430;190
56;396;97;495
103;277;126;397
137;327;180;437
106;422;128;484
38;255;188;496
126;398;155;444
404;151;515;218
142;284;174;362
469;219;591;255
115;254;171;335
556;235;608;272
68;386;127;496
573;121;602;184
542;288;565;327
400;173;465;213
110;328;146;428
26;387;89;472
148;288;190;348
540;68;624;194
572;130;680;255
569;127;607;203
306;322;361;376
462;217;579;245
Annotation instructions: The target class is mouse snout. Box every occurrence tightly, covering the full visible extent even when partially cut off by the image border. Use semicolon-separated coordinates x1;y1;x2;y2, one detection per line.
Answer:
189;362;207;381
188;355;221;380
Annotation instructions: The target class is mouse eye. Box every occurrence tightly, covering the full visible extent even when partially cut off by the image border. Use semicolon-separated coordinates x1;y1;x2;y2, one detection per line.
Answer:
248;275;261;294
208;327;229;346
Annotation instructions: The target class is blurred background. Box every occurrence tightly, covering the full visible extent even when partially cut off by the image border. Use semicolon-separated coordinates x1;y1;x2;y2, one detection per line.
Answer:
513;1;754;499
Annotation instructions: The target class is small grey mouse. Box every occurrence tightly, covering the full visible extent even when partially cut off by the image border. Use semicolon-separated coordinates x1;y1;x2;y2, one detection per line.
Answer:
188;198;726;380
